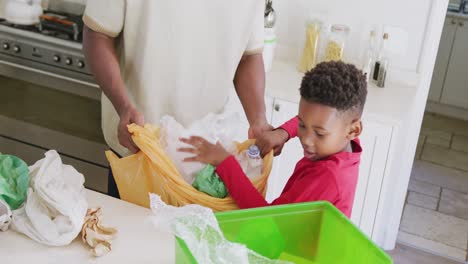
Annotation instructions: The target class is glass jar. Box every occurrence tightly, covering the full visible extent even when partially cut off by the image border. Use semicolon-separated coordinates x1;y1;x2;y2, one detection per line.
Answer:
297;19;322;73
320;24;350;63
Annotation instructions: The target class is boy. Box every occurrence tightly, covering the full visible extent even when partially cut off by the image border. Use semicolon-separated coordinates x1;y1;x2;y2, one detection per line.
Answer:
179;61;367;218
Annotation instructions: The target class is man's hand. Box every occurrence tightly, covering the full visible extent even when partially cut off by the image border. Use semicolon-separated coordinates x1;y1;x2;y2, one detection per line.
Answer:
118;105;144;153
178;136;231;166
248;119;273;139
256;129;289;157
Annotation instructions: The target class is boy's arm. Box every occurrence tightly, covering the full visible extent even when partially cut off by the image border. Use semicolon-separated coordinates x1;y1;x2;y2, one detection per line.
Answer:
257;116;299;157
216;158;339;210
216;156;269;208
279;116;299;140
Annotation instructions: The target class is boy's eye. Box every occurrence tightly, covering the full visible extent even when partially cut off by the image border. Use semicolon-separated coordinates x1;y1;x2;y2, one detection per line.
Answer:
315;131;324;137
298;123;305;128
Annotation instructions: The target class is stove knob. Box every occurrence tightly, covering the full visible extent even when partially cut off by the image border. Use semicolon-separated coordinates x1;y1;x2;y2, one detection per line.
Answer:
2;43;9;50
77;60;85;68
65;58;72;65
53;55;61;62
13;45;20;53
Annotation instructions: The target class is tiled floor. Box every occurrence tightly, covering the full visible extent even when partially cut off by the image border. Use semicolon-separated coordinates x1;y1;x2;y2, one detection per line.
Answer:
388;244;463;264
398;113;468;263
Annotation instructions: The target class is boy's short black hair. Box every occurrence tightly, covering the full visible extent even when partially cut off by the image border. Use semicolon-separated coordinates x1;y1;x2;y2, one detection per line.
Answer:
300;61;368;117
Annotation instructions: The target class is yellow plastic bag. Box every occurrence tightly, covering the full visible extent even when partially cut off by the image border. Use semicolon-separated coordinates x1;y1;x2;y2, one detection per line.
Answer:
105;124;273;211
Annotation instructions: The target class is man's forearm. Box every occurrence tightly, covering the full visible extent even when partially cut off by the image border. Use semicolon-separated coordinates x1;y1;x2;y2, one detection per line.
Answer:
234;54;267;125
83;26;131;116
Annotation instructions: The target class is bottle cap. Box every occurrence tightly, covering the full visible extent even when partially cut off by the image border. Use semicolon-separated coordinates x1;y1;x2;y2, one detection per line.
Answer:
247;145;261;158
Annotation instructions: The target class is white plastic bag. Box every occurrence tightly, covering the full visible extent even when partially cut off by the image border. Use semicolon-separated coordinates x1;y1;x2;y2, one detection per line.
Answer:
159;112;245;184
11;150;88;246
148;194;291;264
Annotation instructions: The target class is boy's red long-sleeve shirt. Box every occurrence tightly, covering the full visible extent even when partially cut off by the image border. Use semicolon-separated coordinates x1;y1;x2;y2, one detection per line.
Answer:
215;116;362;218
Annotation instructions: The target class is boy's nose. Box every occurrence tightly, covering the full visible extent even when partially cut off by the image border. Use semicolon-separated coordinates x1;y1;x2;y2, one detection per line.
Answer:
302;136;315;148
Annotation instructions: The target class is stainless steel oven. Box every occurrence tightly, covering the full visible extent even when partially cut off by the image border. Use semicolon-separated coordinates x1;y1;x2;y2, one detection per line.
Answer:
0;6;109;193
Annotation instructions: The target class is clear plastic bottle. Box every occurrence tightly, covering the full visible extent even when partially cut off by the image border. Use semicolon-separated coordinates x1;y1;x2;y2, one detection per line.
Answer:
235;145;263;179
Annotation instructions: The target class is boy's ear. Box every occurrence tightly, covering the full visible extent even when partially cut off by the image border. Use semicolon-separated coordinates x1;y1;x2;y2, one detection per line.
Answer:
347;119;362;140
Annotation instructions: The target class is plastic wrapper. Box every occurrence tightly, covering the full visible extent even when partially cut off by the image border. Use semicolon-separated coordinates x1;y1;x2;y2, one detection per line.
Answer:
148;194;291;264
192;165;228;198
159;113;242;184
11;150;88;246
0;154;29;210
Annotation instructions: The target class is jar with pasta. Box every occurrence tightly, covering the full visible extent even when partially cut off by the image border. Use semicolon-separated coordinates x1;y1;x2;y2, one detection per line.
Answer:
297;19;322;73
320;24;350;63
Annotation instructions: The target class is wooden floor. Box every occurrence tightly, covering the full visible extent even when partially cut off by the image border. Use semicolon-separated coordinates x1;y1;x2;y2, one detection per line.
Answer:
388;244;466;264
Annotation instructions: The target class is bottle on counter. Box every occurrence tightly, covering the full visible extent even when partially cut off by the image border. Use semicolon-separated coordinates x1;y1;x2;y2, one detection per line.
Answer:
372;33;389;82
361;29;377;82
376;58;389;88
263;28;277;72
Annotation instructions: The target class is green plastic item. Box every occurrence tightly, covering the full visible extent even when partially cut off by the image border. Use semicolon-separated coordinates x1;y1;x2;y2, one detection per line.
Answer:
175;202;392;264
192;165;228;198
0;154;30;210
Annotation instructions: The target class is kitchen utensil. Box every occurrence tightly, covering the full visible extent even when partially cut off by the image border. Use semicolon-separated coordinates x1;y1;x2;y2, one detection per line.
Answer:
264;0;276;28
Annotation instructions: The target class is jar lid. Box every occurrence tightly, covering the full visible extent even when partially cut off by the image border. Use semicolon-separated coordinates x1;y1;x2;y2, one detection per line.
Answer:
305;18;323;27
331;24;350;33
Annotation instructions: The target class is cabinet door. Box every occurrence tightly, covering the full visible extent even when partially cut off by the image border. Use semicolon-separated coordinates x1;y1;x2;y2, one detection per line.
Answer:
428;17;458;102
266;98;302;202
441;20;468;108
351;120;393;238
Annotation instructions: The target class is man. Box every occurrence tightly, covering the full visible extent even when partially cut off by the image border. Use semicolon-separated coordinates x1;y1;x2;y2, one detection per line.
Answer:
82;0;271;197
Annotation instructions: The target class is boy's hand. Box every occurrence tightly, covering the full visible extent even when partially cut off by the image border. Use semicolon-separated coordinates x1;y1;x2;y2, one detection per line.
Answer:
256;129;289;157
179;136;231;166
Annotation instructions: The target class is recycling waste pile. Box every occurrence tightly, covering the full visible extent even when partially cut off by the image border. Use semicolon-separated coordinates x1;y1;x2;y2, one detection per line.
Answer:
0;151;116;257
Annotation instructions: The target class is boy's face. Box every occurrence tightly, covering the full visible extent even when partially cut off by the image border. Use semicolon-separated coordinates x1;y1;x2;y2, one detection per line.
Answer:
297;98;362;161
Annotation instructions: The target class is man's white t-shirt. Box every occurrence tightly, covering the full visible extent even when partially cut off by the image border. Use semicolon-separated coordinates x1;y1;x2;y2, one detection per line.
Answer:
83;0;264;155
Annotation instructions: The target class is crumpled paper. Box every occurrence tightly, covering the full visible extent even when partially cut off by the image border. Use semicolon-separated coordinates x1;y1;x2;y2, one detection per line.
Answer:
81;207;118;257
148;194;291;264
0;199;12;231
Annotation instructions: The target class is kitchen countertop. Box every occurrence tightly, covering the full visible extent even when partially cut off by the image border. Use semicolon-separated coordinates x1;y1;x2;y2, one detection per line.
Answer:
266;60;420;126
0;190;174;264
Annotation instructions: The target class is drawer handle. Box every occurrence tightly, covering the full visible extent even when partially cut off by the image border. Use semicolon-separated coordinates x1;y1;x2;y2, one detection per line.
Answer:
274;104;280;111
459;21;464;27
452;19;457;25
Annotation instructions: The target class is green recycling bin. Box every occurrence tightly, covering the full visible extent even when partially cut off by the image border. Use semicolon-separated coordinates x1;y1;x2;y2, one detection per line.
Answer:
175;201;392;263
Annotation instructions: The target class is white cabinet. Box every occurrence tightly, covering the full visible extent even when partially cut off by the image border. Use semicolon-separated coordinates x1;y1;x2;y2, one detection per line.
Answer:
429;16;468;109
428;18;457;102
440;18;468;108
351;119;394;239
265;98;303;202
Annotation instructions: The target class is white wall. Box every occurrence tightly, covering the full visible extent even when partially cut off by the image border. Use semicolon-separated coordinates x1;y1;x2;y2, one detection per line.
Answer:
273;0;432;72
